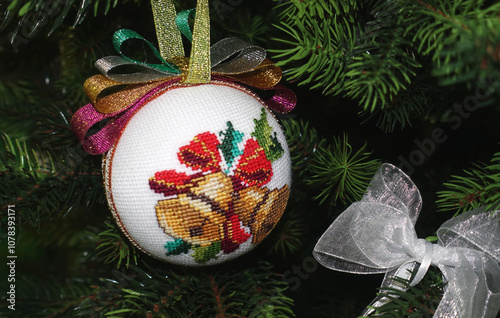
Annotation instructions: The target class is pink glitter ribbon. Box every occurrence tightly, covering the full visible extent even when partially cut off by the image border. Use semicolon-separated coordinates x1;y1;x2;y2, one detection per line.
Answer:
72;77;182;155
71;76;295;155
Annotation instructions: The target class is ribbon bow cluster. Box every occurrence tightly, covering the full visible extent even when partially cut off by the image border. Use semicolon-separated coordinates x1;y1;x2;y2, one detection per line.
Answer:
71;0;296;155
313;163;500;318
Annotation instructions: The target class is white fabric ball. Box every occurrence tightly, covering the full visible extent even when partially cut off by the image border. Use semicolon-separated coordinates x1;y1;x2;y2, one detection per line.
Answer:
104;81;291;266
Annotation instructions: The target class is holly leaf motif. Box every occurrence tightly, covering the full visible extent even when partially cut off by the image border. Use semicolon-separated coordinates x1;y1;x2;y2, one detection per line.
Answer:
192;241;221;263
165;238;192;256
218;121;244;172
251;108;284;163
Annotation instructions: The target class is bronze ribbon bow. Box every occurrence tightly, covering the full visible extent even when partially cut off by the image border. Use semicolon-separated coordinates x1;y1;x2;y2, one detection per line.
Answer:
72;0;295;155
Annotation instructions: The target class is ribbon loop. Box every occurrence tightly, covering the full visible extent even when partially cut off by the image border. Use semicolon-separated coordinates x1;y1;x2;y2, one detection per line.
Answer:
313;163;500;318
175;8;196;42
95;55;179;84
211;37;267;74
113;29;180;74
150;0;184;60
184;0;210;84
72;0;296;155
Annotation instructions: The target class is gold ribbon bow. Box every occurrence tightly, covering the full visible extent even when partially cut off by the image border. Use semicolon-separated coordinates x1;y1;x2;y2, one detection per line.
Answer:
83;0;283;115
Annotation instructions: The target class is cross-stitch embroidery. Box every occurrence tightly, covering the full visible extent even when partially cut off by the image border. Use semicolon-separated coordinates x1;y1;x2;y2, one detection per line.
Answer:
149;108;289;263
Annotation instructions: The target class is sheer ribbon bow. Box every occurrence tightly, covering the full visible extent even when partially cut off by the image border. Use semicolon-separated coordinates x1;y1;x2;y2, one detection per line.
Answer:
313;163;500;317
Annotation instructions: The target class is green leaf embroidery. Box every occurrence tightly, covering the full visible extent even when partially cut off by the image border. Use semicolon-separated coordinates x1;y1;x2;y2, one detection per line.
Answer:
192;241;221;263
218;121;244;172
165;238;191;256
251;108;284;162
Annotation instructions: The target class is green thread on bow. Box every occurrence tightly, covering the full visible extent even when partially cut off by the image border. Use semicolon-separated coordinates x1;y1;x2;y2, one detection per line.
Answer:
176;8;196;42
112;29;181;74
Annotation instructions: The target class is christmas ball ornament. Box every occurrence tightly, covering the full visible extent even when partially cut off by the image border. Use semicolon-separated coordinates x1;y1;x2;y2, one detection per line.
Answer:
103;81;291;265
71;0;296;265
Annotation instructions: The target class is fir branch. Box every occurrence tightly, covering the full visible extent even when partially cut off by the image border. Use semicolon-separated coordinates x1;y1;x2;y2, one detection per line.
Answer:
0;133;55;173
0;134;105;234
282;118;381;205
0;276;93;317
1;0;120;36
360;74;439;132
281;118;328;179
363;268;444;318
306;134;381;205
271;0;421;110
271;11;358;92
96;221;139;270
273;0;360;21
75;260;294;317
436;150;500;215
343;0;422;112
272;0;500;128
402;0;500;87
34;103;77;150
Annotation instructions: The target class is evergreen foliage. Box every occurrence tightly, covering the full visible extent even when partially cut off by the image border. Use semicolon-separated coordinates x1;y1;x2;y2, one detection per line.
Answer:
75;261;293;318
305;134;381;205
1;0;120;36
96;221;139;269
272;0;500;131
363;268;445;317
436;150;500;215
0;0;499;317
0;133;104;233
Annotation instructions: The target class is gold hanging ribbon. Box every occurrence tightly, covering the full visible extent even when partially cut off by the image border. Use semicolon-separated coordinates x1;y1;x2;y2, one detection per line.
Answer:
150;0;184;61
72;0;296;156
82;0;288;114
151;0;211;84
184;0;211;83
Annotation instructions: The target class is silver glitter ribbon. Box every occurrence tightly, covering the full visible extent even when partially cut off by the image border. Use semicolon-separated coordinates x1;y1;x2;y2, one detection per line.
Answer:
313;163;500;317
94;35;266;84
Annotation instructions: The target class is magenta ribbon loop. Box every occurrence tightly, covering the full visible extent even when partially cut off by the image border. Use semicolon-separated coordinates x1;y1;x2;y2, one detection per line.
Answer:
72;78;182;155
71;27;296;155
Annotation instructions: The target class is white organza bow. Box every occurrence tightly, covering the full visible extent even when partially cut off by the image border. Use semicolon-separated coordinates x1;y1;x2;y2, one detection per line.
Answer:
313;163;500;317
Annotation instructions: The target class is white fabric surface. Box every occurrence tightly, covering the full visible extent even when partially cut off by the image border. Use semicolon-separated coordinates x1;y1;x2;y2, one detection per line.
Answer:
104;82;291;266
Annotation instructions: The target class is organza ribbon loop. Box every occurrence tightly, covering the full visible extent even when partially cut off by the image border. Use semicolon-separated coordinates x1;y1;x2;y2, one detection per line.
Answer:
313;163;500;318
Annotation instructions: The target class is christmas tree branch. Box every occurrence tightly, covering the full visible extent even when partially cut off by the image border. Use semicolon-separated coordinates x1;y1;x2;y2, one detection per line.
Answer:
306;134;381;206
1;0;120;36
272;0;500;130
436;150;500;215
0;134;104;234
75;261;294;317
